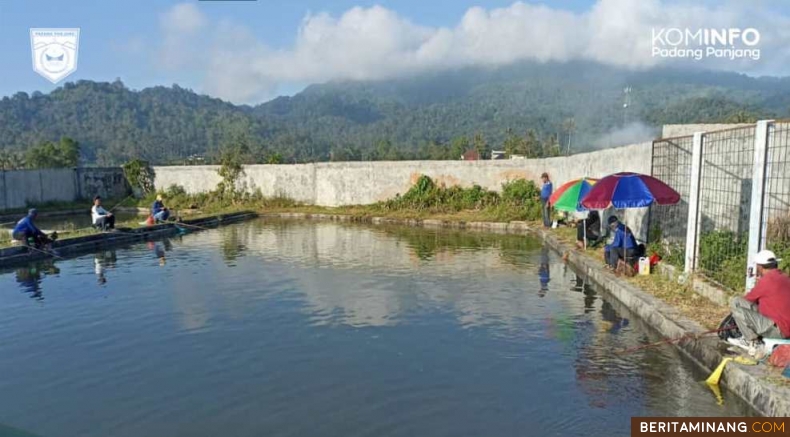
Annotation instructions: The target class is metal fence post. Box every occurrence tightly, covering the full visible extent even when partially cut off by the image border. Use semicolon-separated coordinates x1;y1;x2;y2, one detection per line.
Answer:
684;132;704;273
745;120;773;291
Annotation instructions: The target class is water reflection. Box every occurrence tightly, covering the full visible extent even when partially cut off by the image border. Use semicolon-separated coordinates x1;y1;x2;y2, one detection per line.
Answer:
147;239;173;266
220;227;246;266
94;250;117;285
0;220;757;437
14;260;59;301
538;247;550;297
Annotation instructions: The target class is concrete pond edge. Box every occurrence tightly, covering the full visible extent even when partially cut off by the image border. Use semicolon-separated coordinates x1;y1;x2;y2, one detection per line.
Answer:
257;212;790;417
0;211;259;269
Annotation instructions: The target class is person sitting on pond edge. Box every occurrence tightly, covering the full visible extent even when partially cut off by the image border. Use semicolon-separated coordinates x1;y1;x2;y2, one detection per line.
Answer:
540;173;553;228
604;215;637;268
151;194;170;223
91;196;115;231
11;208;54;248
728;250;790;352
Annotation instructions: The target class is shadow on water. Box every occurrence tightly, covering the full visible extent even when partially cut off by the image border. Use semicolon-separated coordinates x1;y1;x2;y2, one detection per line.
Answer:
0;423;45;437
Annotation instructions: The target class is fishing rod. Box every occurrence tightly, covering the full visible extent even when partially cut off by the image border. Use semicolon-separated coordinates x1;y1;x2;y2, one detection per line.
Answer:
21;243;65;260
616;325;734;355
174;220;215;231
107;193;137;213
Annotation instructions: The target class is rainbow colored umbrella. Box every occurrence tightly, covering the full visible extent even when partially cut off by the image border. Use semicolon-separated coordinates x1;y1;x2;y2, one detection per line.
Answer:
549;177;598;212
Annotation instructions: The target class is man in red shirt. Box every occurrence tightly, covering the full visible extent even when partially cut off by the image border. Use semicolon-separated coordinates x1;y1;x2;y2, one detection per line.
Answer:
729;250;790;350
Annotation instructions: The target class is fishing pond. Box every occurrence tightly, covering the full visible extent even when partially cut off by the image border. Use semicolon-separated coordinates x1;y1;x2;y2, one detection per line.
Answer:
0;219;756;437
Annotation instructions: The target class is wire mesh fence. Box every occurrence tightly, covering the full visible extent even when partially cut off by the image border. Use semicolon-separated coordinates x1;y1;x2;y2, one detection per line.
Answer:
649;135;693;267
695;126;756;291
763;122;790;270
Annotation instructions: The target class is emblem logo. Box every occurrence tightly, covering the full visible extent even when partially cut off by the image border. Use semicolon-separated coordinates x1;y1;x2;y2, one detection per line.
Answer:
30;28;80;84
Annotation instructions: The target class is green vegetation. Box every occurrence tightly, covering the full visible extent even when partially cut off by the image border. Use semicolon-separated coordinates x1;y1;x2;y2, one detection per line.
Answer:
381;176;542;222
697;230;748;291
0;62;786;165
133;174;543;225
646;228;685;269
0;137;80;170
122;159;156;195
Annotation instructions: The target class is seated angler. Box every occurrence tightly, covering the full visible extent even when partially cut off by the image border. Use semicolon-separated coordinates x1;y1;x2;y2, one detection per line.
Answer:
91;196;115;231
728;250;790;351
11;208;54;249
151;195;170;223
604;215;637;269
576;210;602;250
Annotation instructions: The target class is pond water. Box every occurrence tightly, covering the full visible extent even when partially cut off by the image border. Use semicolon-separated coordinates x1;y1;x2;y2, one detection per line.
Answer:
0;220;755;437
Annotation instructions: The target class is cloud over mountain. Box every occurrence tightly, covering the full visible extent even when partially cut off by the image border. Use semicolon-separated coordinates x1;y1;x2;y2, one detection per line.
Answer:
155;1;790;103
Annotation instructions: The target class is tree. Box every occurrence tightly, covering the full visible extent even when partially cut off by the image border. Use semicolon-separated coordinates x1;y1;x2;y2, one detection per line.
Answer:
503;129;524;157
523;129;540;158
562;118;576;156
473;132;488;159
23;137;80;169
542;134;562;157
450;136;470;160
216;143;247;202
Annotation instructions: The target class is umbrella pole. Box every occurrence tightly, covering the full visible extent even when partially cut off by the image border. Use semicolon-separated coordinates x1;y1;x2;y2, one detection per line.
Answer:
624;209;627;264
583;218;587;250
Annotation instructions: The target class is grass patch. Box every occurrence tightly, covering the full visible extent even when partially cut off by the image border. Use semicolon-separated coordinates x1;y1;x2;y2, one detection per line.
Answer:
134;175;545;224
630;274;728;330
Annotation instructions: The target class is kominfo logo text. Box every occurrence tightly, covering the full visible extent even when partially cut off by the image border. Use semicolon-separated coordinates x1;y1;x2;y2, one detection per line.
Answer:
652;28;761;61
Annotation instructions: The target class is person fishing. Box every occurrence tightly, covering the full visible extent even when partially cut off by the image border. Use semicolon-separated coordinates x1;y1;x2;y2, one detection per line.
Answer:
727;250;790;351
151;194;170;223
540;172;553;228
11;208;55;249
603;215;637;269
576;210;601;250
91;196;115;230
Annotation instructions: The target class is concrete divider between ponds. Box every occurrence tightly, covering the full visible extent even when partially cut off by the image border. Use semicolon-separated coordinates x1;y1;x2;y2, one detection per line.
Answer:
0;211;258;268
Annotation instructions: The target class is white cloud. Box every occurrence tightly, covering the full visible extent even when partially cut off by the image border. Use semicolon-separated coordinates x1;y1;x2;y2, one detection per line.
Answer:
158;3;209;70
156;0;790;103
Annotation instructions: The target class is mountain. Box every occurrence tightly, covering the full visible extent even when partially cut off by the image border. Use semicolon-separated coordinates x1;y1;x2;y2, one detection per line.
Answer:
1;61;789;165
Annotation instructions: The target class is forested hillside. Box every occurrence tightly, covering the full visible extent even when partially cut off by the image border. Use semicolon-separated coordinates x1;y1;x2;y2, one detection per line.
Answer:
1;61;788;166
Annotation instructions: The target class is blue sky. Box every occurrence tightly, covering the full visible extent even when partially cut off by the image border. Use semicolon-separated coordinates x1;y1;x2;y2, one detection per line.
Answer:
2;0;789;103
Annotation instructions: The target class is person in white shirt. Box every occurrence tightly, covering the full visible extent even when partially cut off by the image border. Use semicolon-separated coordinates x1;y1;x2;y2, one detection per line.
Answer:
91;196;115;230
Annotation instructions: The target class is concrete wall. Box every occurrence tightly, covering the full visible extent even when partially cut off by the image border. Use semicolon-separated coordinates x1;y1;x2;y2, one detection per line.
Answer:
0;168;129;211
154;141;654;237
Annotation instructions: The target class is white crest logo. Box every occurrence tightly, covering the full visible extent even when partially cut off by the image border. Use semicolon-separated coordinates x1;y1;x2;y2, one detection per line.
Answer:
30;28;80;84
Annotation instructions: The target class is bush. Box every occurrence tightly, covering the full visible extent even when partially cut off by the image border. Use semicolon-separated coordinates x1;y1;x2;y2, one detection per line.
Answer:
382;175;542;220
501;179;540;206
122;159;155;196
647;227;686;268
698;230;748;291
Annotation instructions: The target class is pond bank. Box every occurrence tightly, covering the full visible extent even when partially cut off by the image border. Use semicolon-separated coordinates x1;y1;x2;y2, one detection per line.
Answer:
0;211;257;268
256;211;790;417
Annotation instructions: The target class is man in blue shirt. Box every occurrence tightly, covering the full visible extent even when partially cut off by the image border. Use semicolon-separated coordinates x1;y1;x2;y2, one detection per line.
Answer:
151;195;170;223
11;208;53;248
604;215;637;269
540;172;553;228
